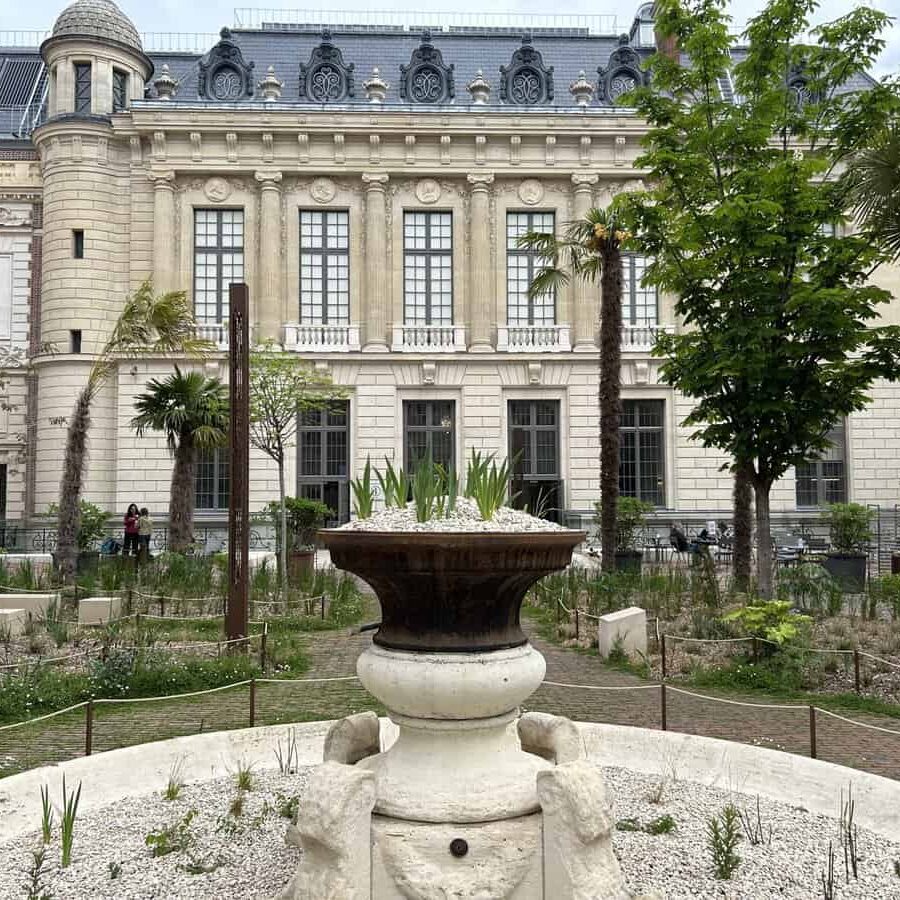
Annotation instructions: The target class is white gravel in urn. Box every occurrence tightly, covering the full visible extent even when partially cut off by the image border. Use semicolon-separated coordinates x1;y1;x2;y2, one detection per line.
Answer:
3;765;899;899
338;497;570;532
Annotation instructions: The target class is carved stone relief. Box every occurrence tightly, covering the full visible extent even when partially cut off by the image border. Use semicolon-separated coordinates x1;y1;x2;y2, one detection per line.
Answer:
204;177;232;203
517;179;544;206
414;179;441;204
311;177;337;203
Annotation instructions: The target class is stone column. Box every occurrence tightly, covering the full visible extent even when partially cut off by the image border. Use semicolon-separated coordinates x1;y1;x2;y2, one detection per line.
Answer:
362;172;390;352
147;170;176;294
255;170;284;343
466;173;495;351
572;173;600;352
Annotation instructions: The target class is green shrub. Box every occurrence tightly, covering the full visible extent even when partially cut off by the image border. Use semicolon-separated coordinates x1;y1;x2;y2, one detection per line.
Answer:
48;500;109;552
708;805;741;880
723;600;810;649
594;496;653;552
868;575;900;620
776;564;842;617
146;810;196;857
645;814;677;835
825;503;873;554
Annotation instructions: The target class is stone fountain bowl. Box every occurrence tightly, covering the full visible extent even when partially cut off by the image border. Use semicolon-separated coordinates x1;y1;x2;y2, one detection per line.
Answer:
321;529;586;653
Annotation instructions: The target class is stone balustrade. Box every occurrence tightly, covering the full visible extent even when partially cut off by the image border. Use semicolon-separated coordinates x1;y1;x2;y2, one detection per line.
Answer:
283;323;361;353
497;324;572;353
391;324;467;353
193;322;229;350
621;324;672;352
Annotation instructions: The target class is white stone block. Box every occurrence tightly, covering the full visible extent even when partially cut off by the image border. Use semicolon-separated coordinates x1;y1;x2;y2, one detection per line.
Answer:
0;593;55;619
78;596;122;626
597;606;647;660
0;608;28;638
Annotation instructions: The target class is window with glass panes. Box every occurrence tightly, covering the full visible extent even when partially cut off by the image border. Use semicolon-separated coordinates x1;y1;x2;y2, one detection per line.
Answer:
403;212;452;324
506;212;555;326
194;210;244;324
620;400;665;506
403;400;455;471
622;255;658;327
112;69;128;112
297;402;351;523
796;424;847;507
195;448;229;511
300;210;349;324
74;63;91;114
508;400;560;478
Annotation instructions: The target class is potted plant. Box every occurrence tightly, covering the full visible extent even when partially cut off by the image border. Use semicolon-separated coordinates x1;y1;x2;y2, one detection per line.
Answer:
822;503;872;593
268;497;332;585
594;496;651;573
49;500;109;575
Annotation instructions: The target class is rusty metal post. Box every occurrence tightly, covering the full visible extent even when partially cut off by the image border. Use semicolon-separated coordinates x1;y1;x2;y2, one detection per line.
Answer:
260;624;268;672
752;636;758;663
809;705;817;759
159;596;165;618
85;699;94;756
660;633;667;680
853;649;861;694
660;683;667;731
575;608;580;640
321;593;326;620
226;283;250;643
249;677;256;728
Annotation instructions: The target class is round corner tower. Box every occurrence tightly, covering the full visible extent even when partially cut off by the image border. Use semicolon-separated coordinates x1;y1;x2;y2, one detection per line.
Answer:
32;0;153;514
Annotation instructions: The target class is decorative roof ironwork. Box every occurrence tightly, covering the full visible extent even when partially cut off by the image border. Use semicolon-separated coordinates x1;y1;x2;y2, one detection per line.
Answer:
597;34;649;104
198;27;255;101
499;33;554;105
299;29;355;103
399;30;454;105
787;61;818;108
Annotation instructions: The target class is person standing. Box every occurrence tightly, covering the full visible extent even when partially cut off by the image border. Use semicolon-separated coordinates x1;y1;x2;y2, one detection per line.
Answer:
123;503;140;556
138;507;153;562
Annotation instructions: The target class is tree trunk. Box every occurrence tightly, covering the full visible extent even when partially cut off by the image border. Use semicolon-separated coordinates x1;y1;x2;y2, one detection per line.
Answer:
732;460;754;592
168;437;196;552
278;458;288;594
56;387;91;583
754;479;774;599
599;246;623;572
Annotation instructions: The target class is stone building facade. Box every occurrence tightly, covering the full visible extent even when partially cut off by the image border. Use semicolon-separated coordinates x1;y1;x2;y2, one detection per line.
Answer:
0;1;899;537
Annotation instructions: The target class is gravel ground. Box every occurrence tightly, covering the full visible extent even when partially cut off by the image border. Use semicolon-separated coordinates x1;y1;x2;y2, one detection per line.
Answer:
337;497;570;532
3;764;899;899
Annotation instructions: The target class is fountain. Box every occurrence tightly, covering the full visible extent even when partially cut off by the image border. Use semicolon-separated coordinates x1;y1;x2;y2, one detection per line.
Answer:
280;523;658;899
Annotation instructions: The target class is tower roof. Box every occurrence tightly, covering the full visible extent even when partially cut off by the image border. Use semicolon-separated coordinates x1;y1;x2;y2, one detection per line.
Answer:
51;0;142;53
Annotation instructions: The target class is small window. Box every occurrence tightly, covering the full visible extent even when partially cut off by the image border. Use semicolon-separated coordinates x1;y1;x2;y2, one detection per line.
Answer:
70;330;82;354
196;448;229;511
796;424;846;507
112;69;128;112
73;230;84;259
74;63;91;114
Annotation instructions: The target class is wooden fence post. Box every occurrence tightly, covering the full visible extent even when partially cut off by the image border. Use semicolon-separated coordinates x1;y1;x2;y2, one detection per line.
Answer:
853;649;861;694
85;700;94;756
249;678;256;728
321;594;326;620
660;683;667;732
809;705;817;759
260;625;268;672
660;634;667;680
752;636;758;663
575;608;580;640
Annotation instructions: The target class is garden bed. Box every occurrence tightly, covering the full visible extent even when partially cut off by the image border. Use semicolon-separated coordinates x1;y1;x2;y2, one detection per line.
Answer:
2;764;897;899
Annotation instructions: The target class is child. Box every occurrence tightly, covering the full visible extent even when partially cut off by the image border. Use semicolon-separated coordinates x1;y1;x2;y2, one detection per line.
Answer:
138;507;153;560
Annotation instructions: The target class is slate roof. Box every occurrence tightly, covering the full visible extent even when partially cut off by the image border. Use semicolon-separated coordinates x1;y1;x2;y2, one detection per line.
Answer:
50;0;143;52
148;26;648;107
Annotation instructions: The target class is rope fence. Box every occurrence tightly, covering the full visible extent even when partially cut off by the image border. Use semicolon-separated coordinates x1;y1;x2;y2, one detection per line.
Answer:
2;673;899;780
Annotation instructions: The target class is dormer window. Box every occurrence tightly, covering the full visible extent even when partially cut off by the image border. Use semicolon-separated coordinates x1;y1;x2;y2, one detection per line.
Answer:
112;69;128;112
74;62;91;114
635;3;656;47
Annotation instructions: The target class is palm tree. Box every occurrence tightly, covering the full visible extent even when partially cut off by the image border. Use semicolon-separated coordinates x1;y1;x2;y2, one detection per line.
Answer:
56;280;211;580
131;368;229;552
844;126;900;260
520;207;629;572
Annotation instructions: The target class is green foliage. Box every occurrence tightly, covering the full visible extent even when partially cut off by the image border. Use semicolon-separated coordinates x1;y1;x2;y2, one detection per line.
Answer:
276;793;300;822
776;564;842;617
464;450;516;521
615;817;641;832
724;600;811;648
108;861;122;880
824;503;873;554
410;455;443;523
164;758;185;801
623;0;900;597
49;500;108;552
40;784;53;844
645;814;677;836
377;457;409;509
59;775;82;868
145;809;196;857
350;456;375;519
594;496;652;552
869;575;900;620
267;497;332;549
234;760;254;792
24;845;51;900
707;804;741;880
229;791;246;818
274;731;299;775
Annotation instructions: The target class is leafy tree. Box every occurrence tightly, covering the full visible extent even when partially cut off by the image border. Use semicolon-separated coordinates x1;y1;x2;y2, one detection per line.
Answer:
249;344;345;590
56;281;210;581
623;0;900;597
131;367;229;552
520;208;632;571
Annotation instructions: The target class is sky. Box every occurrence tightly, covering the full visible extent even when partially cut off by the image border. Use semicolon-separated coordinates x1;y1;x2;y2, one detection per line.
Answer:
1;0;898;75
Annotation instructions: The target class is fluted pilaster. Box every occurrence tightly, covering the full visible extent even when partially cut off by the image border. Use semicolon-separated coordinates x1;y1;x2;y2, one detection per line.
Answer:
148;170;176;294
467;172;495;351
572;173;599;351
255;169;283;342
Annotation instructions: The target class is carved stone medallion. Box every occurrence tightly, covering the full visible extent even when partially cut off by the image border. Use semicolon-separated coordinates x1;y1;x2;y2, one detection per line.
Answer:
204;177;231;203
415;178;441;204
311;177;337;203
518;179;544;206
